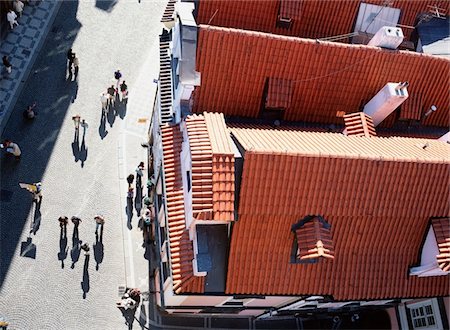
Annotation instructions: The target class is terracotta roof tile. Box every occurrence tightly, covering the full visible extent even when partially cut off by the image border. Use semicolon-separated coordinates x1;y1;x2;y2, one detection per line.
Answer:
230;126;450;163
344;112;377;137
431;218;450;272
225;126;449;299
400;93;424;121
186;113;235;221
186;115;214;217
197;1;450;41
194;25;450;127
266;78;293;109
161;124;204;294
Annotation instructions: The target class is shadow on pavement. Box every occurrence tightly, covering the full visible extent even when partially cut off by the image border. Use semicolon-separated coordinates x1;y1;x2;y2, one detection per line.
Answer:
126;197;133;229
71;237;82;269
79;134;88;168
30;202;42;235
120;306;137;330
0;0;81;288
20;237;36;259
81;254;90;299
72;130;80;162
134;183;142;215
58;229;68;269
99;112;108;139
95;0;118;12
93;234;104;271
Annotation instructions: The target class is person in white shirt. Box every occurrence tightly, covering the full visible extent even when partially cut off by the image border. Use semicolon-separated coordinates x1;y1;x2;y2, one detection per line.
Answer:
100;93;108;113
13;0;24;17
7;10;19;29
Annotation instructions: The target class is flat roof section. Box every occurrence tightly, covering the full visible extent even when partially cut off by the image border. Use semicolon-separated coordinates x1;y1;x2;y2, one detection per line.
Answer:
197;224;229;293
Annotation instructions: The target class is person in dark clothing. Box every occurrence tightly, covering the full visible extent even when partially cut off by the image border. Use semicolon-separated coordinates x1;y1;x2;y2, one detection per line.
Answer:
67;49;75;73
107;85;116;107
3;56;12;74
127;174;134;188
120;80;128;101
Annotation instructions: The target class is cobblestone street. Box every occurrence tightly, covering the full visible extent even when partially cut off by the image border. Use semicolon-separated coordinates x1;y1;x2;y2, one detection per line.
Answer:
0;1;165;329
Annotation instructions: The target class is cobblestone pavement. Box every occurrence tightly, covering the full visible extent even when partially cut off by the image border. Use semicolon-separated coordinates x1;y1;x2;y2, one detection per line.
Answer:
0;1;165;329
0;0;61;133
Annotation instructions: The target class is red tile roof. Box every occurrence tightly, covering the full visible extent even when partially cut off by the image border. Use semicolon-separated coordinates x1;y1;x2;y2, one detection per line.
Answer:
193;25;450;128
186;115;214;218
225;126;450;299
197;0;450;41
186;112;235;221
161;124;204;294
431;218;450;272
400;93;424;121
266;78;294;109
344;112;377;137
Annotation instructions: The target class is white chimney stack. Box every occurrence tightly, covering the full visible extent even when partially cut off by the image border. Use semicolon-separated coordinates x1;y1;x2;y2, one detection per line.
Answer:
363;82;409;126
368;26;404;49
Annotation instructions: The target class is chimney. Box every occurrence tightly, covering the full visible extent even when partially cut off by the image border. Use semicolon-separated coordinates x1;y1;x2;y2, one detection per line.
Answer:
367;26;404;49
363;82;409;126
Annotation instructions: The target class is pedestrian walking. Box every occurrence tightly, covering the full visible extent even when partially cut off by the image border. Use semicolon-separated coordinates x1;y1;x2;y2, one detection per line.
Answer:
73;56;79;78
127;186;134;200
94;215;105;235
59;216;69;237
71;216;82;239
13;0;24;17
72;114;81;130
7;10;19;29
2;56;12;74
135;162;144;187
67;49;75;72
114;69;122;87
127;173;134;188
120;80;128;101
100;92;108;113
23;102;37;119
80;119;88;137
1;139;21;160
81;242;90;256
107;85;116;107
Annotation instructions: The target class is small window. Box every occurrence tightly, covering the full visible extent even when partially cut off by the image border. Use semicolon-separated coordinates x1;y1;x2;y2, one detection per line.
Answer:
186;170;191;191
410;304;436;329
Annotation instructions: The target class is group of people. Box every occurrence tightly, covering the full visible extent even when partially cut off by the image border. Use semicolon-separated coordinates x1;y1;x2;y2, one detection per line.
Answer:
6;0;24;30
100;69;128;113
116;287;141;310
58;215;105;249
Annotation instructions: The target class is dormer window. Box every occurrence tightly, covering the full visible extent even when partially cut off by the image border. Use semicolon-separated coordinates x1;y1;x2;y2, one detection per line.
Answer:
291;215;334;264
410;217;450;277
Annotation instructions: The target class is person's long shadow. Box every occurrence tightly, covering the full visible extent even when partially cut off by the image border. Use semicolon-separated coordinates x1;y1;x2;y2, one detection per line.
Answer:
120;306;137;330
99;111;108;139
71;80;78;103
107;103;116;127
30;201;42;235
134;183;142;216
93;233;104;271
126;197;133;230
81;254;90;299
79;133;88;168
117;99;127;119
71;236;82;269
72;130;80;162
58;228;68;269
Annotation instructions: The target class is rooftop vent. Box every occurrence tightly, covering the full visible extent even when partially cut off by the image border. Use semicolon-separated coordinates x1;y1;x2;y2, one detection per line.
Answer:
363;82;409;126
367;26;404;49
